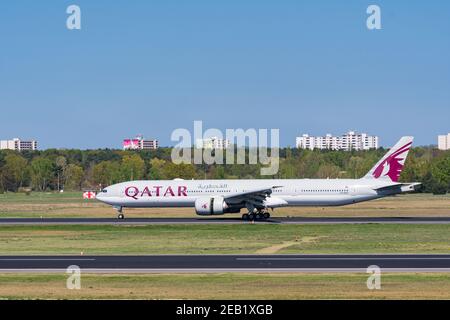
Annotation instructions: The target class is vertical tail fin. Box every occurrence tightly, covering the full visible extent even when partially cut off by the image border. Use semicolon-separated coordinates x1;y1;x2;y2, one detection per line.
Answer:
363;136;413;182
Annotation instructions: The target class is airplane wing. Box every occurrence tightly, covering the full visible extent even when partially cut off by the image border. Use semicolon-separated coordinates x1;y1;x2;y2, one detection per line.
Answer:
224;186;282;207
373;182;421;193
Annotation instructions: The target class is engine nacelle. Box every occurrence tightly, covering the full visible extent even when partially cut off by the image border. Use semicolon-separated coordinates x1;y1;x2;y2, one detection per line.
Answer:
195;196;229;216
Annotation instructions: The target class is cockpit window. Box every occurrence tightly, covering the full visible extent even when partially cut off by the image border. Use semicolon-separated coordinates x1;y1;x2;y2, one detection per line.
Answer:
101;189;108;193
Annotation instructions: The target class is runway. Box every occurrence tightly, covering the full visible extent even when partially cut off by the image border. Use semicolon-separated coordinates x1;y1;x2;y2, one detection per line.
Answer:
1;217;450;225
0;254;449;273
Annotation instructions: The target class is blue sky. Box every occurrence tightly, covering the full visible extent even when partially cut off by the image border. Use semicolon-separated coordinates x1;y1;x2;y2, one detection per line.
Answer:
0;0;449;149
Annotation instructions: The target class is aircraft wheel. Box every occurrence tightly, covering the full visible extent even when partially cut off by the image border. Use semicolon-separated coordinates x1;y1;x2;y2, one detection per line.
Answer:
263;212;270;220
256;213;264;220
248;213;255;221
242;213;249;220
118;213;125;220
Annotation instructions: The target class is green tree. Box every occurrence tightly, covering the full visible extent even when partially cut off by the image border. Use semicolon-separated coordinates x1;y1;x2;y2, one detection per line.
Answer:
212;165;226;179
148;158;167;179
30;157;53;191
316;164;341;179
0;146;447;193
162;162;196;179
121;154;145;180
65;164;84;191
92;161;122;187
431;154;450;194
347;156;365;179
55;156;67;191
2;153;28;191
0;168;5;193
279;158;296;179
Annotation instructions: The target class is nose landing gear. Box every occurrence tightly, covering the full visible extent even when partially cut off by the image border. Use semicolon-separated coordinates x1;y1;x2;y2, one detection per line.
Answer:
114;206;124;219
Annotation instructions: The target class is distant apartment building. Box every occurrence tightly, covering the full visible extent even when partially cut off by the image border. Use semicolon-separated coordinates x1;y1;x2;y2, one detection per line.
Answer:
438;133;450;150
196;137;231;149
296;131;379;151
0;138;38;151
123;135;159;150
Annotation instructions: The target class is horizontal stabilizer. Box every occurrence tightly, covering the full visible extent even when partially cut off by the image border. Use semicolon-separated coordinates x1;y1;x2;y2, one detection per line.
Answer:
373;182;421;193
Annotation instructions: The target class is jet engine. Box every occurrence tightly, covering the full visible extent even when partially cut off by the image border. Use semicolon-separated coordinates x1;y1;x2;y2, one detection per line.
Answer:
195;196;240;215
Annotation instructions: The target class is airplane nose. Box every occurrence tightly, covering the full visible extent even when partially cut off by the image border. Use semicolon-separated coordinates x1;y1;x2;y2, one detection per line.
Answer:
96;190;106;201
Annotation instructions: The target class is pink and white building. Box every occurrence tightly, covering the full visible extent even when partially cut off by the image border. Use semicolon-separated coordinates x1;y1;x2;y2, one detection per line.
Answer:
123;135;159;150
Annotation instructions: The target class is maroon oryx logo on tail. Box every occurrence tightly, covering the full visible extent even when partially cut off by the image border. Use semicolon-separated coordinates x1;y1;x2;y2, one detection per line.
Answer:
372;142;412;182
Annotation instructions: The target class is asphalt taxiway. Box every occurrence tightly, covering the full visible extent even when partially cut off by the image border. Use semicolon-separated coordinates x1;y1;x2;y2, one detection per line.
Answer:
0;254;449;273
1;217;450;225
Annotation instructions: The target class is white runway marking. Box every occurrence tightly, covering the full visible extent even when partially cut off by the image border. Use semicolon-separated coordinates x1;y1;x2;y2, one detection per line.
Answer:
0;258;95;261
236;257;450;261
0;268;449;273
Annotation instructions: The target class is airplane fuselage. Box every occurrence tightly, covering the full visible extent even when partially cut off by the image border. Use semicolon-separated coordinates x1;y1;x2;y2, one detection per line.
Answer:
97;178;405;208
96;136;420;219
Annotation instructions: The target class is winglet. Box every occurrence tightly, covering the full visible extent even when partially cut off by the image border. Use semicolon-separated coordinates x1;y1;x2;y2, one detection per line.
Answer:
363;136;414;182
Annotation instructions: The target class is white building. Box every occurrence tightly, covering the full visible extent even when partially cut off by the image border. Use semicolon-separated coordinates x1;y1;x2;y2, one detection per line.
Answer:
438;133;450;150
196;137;231;149
296;131;379;151
123;135;158;150
0;138;38;151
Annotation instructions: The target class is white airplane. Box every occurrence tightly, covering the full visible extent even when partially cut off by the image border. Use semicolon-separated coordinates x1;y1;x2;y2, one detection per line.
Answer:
96;136;421;220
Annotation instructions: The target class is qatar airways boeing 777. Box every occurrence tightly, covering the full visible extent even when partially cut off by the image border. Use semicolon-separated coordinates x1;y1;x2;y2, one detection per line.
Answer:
96;136;421;220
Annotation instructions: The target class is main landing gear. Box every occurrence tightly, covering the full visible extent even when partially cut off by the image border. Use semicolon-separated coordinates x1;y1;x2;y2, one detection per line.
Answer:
114;206;124;219
242;210;270;221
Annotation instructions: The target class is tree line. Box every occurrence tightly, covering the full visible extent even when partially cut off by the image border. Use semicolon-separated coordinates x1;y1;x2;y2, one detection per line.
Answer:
0;147;448;194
